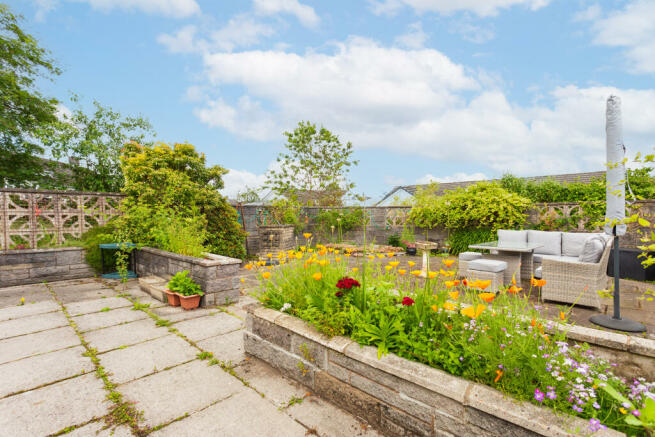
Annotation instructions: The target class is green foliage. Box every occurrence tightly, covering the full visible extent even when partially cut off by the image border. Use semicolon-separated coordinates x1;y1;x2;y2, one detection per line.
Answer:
408;182;531;232
167;271;203;296
387;234;401;247
254;250;654;435
448;228;495;255
400;223;416;244
77;224;117;272
265;121;359;206
118;142;246;259
0;4;60;187
37;96;155;192
268;197;303;232
313;207;364;242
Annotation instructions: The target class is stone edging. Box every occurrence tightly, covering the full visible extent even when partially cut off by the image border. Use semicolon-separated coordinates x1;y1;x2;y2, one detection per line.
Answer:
138;247;241;267
244;305;623;437
0;247;94;286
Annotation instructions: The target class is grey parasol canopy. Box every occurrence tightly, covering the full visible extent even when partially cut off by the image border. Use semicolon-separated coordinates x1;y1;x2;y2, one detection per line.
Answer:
604;95;627;236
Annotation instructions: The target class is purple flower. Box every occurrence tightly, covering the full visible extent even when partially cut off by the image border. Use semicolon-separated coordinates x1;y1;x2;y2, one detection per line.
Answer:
534;388;545;403
632;410;641;417
588;418;606;432
547;390;557;400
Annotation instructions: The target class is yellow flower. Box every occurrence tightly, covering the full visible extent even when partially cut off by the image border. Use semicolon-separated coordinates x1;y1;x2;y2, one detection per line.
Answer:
444;270;455;277
478;292;495;303
312;272;322;281
20;297;25;304
300;246;306;252
328;248;334;253
461;304;486;319
385;265;393;271
308;249;314;253
352;267;358;273
443;302;457;311
240;278;245;284
335;257;342;262
443;259;455;268
507;285;522;294
262;271;271;279
345;253;351;257
389;261;399;267
408;261;416;267
303;233;312;239
439;269;447;276
445;281;456;288
368;255;375;260
280;260;286;265
411;270;422;277
448;291;459;300
318;249;327;256
244;264;253;270
295;253;303;260
398;269;407;276
266;253;272;258
620;408;627;415
318;260;328;267
377;254;386;259
427;271;438;279
476;280;492;290
334;250;340;254
387;252;395;258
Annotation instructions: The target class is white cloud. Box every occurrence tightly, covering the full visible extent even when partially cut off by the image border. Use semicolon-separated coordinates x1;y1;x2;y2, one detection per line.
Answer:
450;18;495;43
70;0;200;17
582;0;655;74
34;0;58;22
192;37;655;177
394;22;428;49
417;172;487;184
158;15;276;54
221;168;267;199
367;0;550;17
253;0;320;28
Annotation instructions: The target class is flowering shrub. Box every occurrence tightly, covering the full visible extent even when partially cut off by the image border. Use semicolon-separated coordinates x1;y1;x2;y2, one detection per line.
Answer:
255;245;654;435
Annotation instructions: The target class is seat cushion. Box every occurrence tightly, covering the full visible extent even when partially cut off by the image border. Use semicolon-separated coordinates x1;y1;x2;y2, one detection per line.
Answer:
459;252;482;261
562;232;601;257
535;254;580;263
497;230;527;246
468;259;507;273
527;230;562;256
578;236;606;263
534;266;542;279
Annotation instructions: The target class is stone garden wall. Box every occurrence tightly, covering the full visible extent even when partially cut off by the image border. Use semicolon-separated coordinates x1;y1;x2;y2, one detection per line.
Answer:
244;305;627;437
0;247;94;287
135;247;242;306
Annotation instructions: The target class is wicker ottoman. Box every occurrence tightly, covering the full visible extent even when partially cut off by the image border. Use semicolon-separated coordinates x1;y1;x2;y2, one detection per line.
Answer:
458;252;482;278
467;259;507;292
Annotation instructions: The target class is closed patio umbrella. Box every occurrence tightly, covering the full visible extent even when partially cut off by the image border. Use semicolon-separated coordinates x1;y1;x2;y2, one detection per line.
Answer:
590;95;646;332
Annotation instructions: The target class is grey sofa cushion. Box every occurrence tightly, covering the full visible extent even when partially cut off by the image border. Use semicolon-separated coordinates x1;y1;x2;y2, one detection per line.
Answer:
459;252;482;261
528;230;562;256
562;232;601;257
578;236;606;263
534;266;542;279
533;254;579;264
497;230;527;246
468;259;507;273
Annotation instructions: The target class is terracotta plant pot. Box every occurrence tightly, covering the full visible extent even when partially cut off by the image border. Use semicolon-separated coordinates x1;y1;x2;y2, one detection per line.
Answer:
164;289;180;307
177;293;202;310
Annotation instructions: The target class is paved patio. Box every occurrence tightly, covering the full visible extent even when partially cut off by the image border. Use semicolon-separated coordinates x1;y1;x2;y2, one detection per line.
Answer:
0;277;380;436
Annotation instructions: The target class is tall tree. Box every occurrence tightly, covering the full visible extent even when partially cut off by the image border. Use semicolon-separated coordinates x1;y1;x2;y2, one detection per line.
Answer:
265;121;359;206
0;4;60;187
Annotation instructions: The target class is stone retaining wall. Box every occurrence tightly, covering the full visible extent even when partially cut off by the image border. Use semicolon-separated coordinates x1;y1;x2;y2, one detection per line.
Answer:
0;247;94;286
135;247;242;306
244;305;624;437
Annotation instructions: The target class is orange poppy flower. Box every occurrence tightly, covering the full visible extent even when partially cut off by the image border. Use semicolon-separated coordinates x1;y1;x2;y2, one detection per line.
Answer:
448;291;459;300
389;261;400;267
312;272;322;281
462;278;468;287
461;304;486;319
427;271;438;279
478;292;495;303
508;285;522;294
453;280;460;286
303;233;312;239
352;267;358;273
367;255;375;260
335;257;342;262
530;277;547;287
262;271;271;279
494;370;503;383
442;259;455;268
476;280;492;290
244;264;253;270
387;252;395;258
408;261;416;267
377;254;386;259
410;270;422;277
530;319;536;327
559;311;566;321
385;265;393;271
443;302;457;311
398;269;407;275
431;304;439;312
445;281;456;288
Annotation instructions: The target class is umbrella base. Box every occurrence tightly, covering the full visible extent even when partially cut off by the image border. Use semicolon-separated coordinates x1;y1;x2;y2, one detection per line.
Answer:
589;314;646;333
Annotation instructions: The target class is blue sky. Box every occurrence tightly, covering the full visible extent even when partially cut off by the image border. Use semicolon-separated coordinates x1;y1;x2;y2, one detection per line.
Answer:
7;0;655;201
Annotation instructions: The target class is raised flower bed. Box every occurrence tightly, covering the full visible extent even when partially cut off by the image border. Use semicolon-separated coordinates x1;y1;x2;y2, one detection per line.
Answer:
0;247;94;286
248;245;655;436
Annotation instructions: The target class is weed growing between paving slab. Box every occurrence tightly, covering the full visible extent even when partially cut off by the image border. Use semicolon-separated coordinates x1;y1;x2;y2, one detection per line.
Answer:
254;241;655;435
45;282;147;436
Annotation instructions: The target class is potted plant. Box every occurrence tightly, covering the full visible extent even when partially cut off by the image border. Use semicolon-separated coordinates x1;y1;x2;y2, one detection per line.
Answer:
167;271;204;310
163;288;180;307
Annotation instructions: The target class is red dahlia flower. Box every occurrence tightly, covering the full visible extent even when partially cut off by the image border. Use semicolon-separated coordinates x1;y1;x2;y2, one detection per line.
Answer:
336;277;361;290
401;297;415;306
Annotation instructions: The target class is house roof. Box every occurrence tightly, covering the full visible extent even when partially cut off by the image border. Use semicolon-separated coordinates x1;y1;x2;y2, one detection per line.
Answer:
376;170;606;206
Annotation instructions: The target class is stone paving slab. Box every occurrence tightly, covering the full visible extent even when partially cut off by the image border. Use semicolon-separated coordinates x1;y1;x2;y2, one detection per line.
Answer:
67;422;133;437
152;306;217;323
0;325;80;364
121;360;246;427
196;330;245;365
234;358;307;408
0;283;47;297
0;300;60;322
0;310;69;339
0;346;93;398
66;296;132;316
0;290;53;308
86;318;170;353
56;287;116;304
73;307;148;332
288;395;382;437
101;335;197;384
0;373;109;436
173;313;243;342
152;388;307;437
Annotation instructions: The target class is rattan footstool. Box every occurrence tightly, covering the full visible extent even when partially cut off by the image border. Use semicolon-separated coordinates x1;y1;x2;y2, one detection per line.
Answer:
467;259;507;291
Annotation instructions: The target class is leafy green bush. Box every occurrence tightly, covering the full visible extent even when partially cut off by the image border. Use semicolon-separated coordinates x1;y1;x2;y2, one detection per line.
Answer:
408;182;530;232
167;271;203;296
77;224;117;272
387;234;401;247
448;228;495;255
267;198;303;232
313;207;364;241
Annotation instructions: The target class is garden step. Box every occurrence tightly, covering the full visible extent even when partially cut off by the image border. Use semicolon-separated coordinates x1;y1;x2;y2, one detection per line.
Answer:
138;275;168;303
